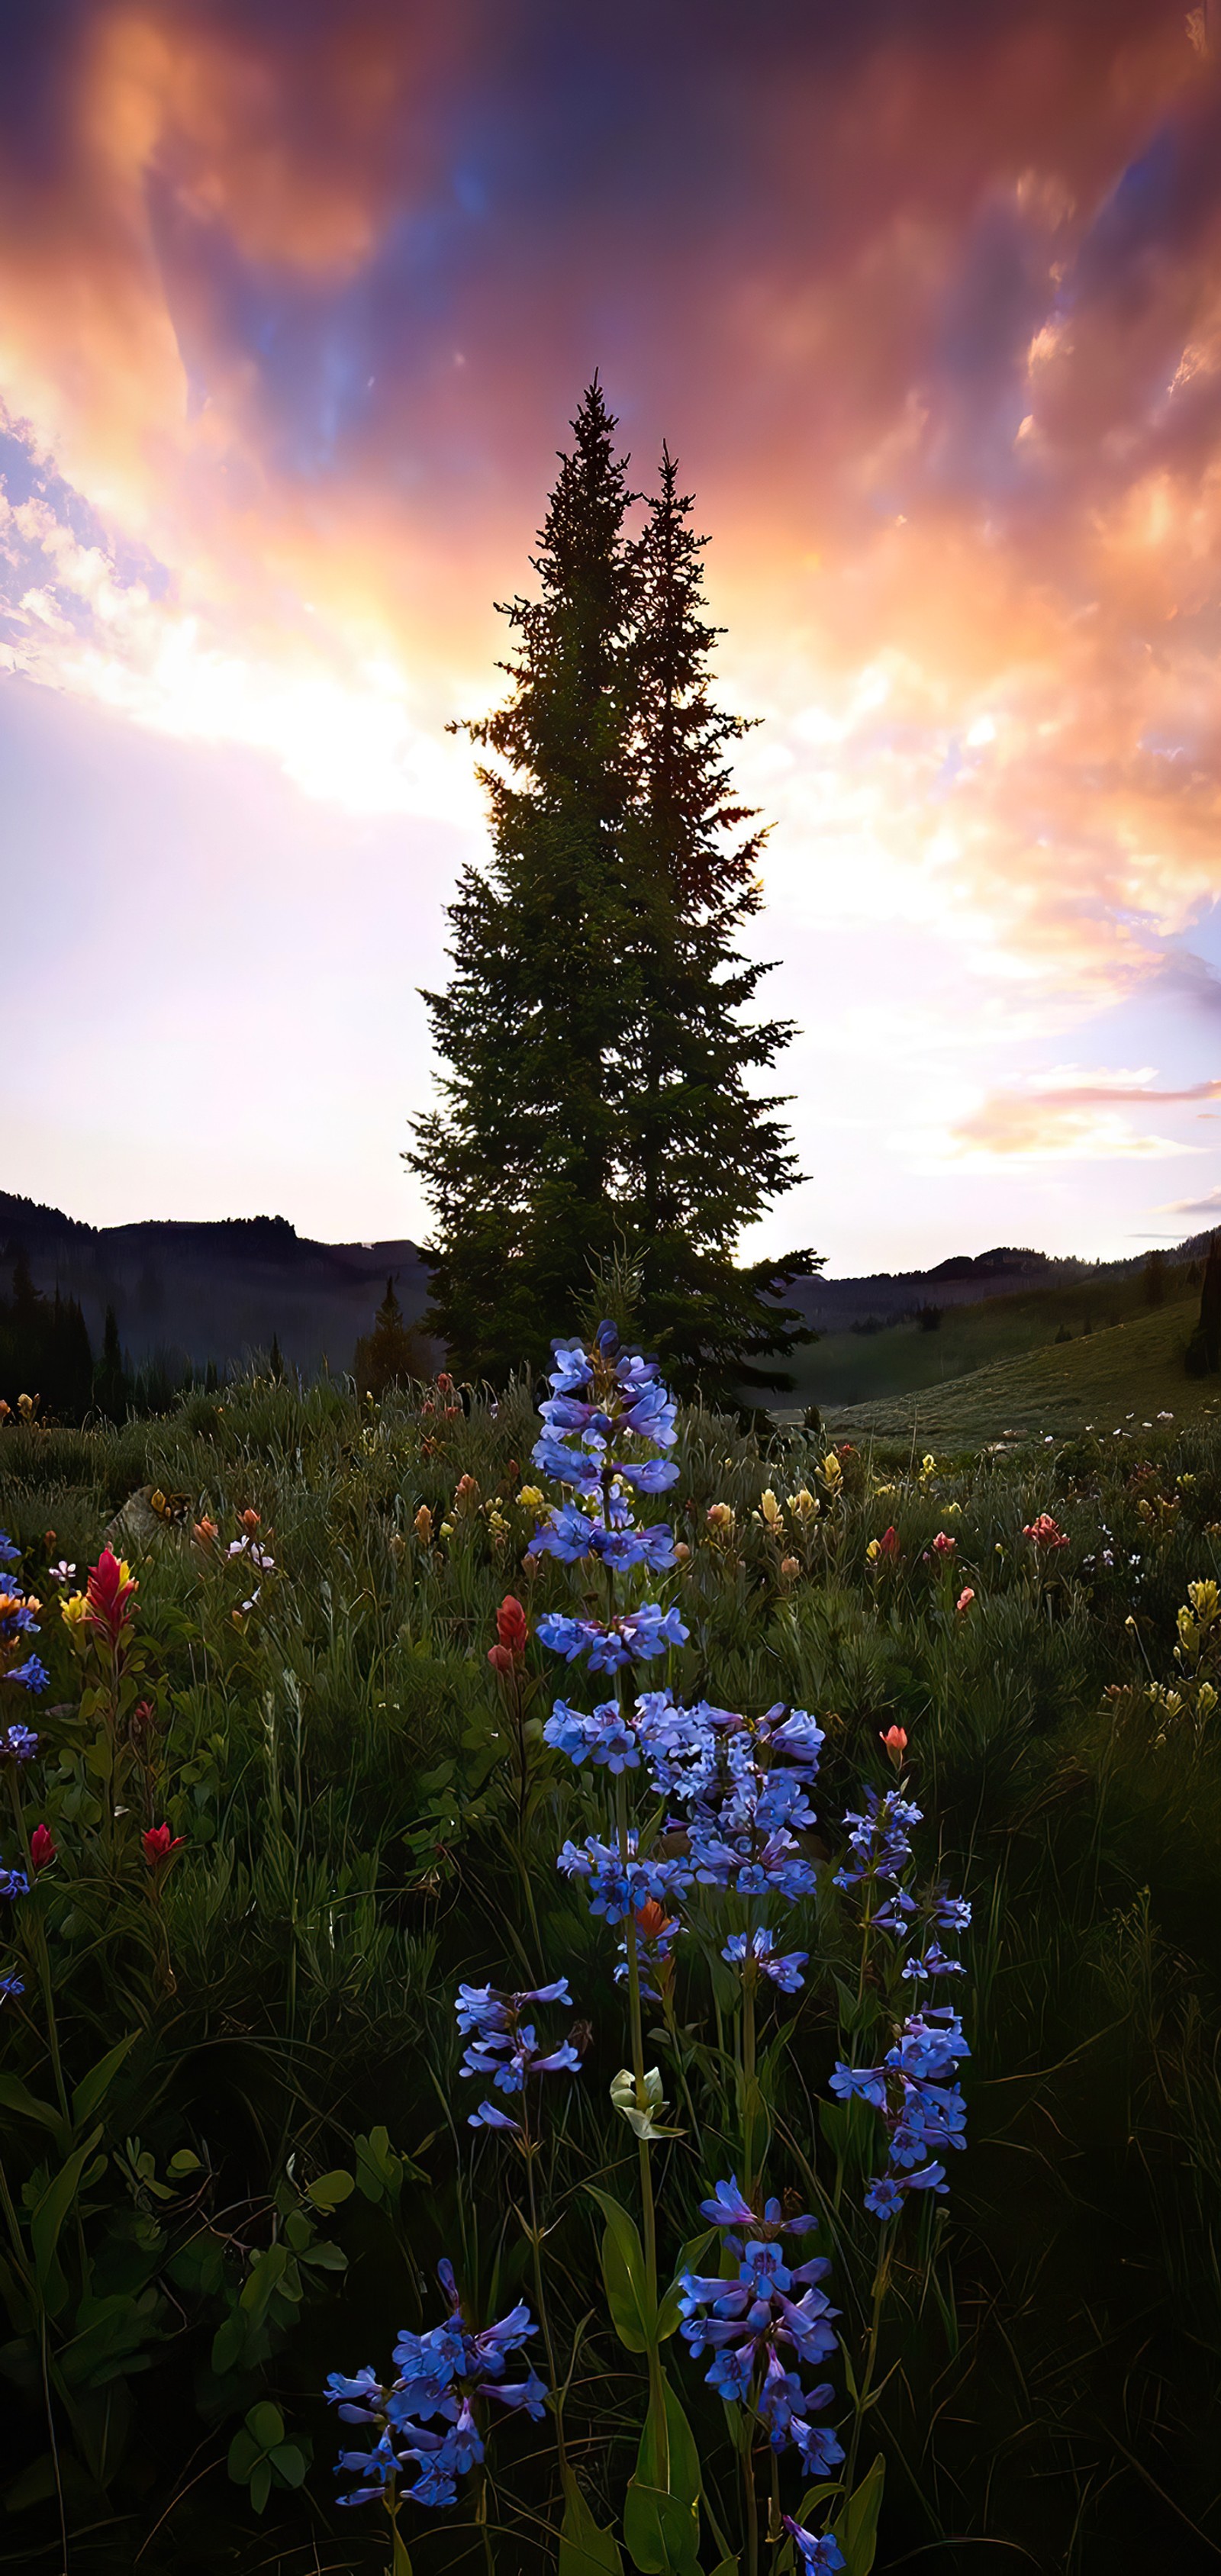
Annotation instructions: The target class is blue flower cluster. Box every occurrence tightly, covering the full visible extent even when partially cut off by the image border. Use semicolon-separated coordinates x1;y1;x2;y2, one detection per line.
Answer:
0;1866;30;1901
536;1601;688;1673
327;2259;546;2512
557;1830;691;1924
677;2176;844;2475
830;1783;971;2218
0;1724;39;1763
783;2519;846;2571
675;1702;824;1901
455;1979;583;2132
722;1926;808;1993
1;1532;47;1697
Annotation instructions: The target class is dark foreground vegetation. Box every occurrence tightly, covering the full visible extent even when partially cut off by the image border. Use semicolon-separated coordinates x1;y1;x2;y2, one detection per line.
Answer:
2;1370;1221;2572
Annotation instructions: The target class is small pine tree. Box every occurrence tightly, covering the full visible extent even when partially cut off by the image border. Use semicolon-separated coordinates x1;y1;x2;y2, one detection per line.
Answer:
1142;1250;1167;1308
94;1305;130;1422
353;1277;428;1398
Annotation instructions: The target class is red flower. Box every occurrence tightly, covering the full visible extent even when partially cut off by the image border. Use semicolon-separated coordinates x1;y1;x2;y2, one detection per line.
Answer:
880;1725;908;1769
142;1824;185;1869
1023;1512;1068;1551
495;1596;529;1660
931;1530;956;1556
487;1643;514;1676
85;1547;137;1644
878;1525;900;1560
29;1824;56;1872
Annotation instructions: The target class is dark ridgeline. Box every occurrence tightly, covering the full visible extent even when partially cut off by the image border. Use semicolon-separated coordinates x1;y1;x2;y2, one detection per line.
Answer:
408;380;817;1397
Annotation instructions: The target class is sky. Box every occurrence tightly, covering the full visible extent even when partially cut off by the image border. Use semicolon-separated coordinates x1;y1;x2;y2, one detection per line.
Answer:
4;0;1221;1274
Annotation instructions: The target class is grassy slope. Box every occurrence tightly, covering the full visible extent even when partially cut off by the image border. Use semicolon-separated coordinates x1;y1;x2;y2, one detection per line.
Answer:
813;1293;1217;1446
785;1264;1194;1412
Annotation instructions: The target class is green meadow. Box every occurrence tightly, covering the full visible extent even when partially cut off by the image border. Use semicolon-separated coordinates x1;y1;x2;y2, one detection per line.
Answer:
3;1372;1221;2571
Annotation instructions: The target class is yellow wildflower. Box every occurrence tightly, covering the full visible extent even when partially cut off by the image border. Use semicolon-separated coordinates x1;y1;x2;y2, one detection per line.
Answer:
517;1485;546;1512
754;1490;785;1535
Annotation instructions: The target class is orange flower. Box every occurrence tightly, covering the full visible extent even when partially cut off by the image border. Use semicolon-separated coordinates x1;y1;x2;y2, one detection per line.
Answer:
955;1587;975;1615
880;1724;908;1769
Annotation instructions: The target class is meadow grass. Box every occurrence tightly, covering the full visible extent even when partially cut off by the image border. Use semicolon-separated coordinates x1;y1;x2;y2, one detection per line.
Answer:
2;1376;1220;2571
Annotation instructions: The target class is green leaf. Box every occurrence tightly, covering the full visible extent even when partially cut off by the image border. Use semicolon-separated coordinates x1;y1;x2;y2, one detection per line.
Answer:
71;2033;138;2135
250;2458;272;2514
832;2453;886;2576
30;2127;103;2314
0;2072;66;2148
227;2429;262;2483
167;2149;201;2178
269;2442;307;2487
624;2375;703;2571
585;2188;656;2351
305;2167;355;2211
623;2483;701;2576
637;2373;701;2512
391;2523;414;2576
247;2400;284;2452
211;2309;247;2377
239;2243;288;2330
560;2468;625;2576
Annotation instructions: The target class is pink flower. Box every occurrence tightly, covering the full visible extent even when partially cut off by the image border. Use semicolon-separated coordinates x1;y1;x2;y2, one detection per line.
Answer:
955;1588;975;1615
29;1823;56;1872
931;1531;956;1557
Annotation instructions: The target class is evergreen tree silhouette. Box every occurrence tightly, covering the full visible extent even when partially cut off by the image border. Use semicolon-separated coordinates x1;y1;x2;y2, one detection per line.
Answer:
408;382;813;1390
353;1277;427;1397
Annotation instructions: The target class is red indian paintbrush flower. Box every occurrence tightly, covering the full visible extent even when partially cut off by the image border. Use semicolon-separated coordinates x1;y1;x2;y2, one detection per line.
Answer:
495;1596;528;1659
880;1725;908;1769
85;1547;137;1644
29;1824;56;1872
1023;1512;1068;1550
143;1823;185;1869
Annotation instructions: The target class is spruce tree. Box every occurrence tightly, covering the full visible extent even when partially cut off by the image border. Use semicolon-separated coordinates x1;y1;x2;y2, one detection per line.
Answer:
409;385;815;1390
618;444;815;1389
408;379;639;1377
353;1277;427;1398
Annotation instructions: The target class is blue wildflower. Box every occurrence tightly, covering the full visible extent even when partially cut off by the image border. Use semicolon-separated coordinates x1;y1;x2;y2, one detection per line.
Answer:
722;1926;808;1993
783;2519;846;2571
0;1532;18;1567
0;1724;39;1762
536;1601;688;1672
557;1832;691;1924
2;1657;49;1695
327;2263;546;2516
454;1980;582;2095
0;1867;30;1901
1;1971;24;2003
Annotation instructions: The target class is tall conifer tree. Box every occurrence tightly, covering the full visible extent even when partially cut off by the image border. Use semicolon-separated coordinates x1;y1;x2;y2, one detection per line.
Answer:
409;386;815;1389
618;445;813;1388
408;380;639;1378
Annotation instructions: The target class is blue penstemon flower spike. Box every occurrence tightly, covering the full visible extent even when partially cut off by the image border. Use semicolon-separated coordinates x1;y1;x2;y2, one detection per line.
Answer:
830;1768;972;2222
326;2260;546;2525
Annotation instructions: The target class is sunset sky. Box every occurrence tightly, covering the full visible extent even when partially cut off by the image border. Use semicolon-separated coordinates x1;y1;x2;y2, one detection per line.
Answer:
5;0;1221;1274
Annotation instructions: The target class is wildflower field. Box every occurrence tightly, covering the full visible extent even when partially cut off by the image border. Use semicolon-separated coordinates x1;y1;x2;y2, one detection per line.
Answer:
2;1346;1221;2574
